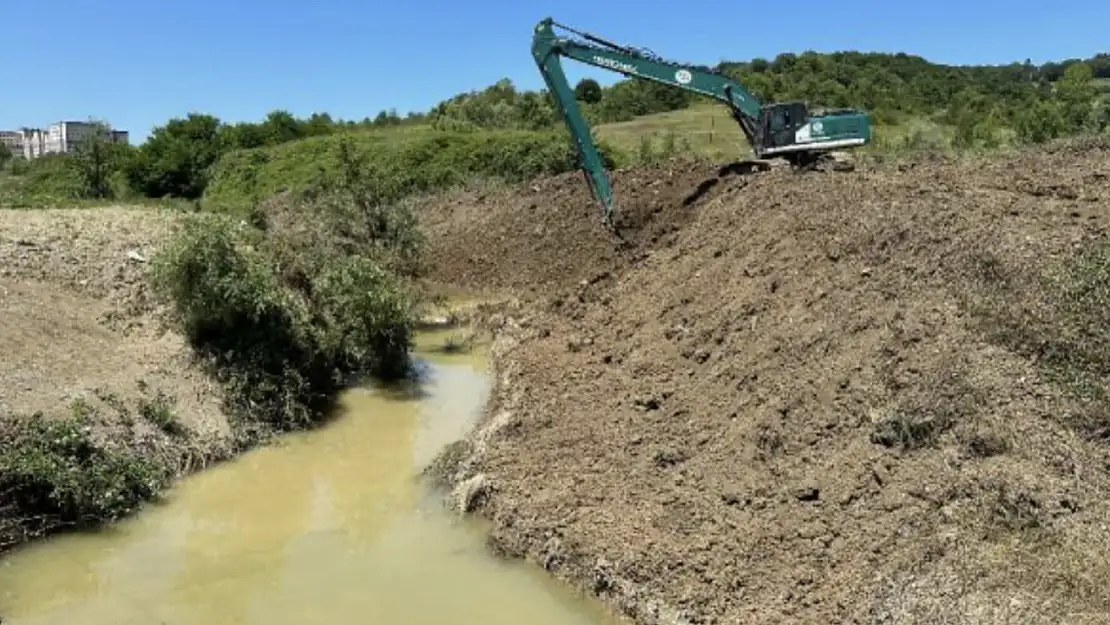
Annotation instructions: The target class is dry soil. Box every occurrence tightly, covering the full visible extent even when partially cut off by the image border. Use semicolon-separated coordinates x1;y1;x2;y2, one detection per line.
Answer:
423;142;1110;625
0;207;227;439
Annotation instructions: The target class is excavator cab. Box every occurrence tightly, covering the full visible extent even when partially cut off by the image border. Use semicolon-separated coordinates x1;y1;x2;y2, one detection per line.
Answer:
755;100;871;165
761;101;810;150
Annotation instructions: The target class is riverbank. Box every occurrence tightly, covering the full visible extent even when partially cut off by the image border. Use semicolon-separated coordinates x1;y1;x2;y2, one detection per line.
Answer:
0;207;241;553
0;206;625;623
0;329;627;625
424;142;1110;625
0;199;448;558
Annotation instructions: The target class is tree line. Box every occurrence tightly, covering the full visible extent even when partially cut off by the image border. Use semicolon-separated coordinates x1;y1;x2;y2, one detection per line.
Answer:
433;51;1110;144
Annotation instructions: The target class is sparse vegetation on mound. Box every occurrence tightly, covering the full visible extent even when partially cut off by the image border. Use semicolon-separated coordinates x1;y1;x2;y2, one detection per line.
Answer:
0;207;232;553
968;234;1110;440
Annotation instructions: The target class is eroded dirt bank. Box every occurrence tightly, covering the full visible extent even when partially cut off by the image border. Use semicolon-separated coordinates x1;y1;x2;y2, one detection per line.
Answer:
0;207;232;550
0;208;228;433
423;143;1110;625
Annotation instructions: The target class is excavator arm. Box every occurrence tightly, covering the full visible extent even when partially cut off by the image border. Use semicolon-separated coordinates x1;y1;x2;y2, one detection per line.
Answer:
531;17;872;226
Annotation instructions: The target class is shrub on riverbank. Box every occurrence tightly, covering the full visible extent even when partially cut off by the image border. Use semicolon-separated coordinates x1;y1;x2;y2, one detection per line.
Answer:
150;144;424;442
0;406;175;551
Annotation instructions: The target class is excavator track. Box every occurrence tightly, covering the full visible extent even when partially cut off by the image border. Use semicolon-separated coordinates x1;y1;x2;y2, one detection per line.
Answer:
718;151;856;178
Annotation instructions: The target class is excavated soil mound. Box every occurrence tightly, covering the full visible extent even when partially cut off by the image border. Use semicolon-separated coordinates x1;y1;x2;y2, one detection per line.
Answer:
419;161;732;294
429;141;1110;625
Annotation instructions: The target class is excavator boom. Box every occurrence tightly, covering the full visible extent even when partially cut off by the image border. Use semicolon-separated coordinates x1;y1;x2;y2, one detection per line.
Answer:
531;17;872;226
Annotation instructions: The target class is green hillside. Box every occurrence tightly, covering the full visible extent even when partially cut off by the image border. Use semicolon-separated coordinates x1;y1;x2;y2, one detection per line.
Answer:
203;129;620;212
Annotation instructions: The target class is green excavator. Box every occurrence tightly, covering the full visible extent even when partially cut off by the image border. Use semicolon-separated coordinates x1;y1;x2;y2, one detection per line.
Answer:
531;17;873;227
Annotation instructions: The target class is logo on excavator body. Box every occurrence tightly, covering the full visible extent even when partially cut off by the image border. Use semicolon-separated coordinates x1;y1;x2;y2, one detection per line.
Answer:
675;69;693;84
593;55;637;74
812;121;824;133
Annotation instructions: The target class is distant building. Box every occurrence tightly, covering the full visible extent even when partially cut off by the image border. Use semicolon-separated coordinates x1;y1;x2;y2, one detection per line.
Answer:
1;121;129;160
20;128;44;159
0;130;22;157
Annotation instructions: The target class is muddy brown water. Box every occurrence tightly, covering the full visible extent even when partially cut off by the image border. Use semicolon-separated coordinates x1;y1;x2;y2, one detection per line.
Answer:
0;330;622;625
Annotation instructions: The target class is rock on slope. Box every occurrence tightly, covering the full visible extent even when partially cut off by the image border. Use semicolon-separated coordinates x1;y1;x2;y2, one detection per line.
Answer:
425;143;1110;625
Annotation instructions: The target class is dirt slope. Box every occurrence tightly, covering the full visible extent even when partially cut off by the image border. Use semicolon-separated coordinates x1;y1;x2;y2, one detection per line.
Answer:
427;142;1110;625
419;162;723;294
0;207;228;437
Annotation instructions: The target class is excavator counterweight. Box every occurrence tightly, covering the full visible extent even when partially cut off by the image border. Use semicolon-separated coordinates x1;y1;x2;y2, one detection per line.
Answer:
531;17;872;228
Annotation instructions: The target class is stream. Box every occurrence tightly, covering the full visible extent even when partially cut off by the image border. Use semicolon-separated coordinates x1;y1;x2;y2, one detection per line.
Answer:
0;329;621;625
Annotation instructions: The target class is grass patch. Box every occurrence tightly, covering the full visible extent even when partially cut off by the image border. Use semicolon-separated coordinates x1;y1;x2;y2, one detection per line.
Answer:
961;430;1011;459
0;164;194;211
967;240;1110;440
871;364;982;451
439;331;477;354
1;155;89;203
983;482;1046;536
136;387;188;438
596;103;752;162
593;104;1036;164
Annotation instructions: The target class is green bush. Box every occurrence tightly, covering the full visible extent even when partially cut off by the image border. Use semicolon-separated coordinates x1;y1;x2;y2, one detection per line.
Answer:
0;133;138;207
14;155;87;202
150;157;422;440
259;138;428;280
0;410;173;541
124;113;223;199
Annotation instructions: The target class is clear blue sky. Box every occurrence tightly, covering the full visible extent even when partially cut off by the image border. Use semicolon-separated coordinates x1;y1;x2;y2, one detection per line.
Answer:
4;0;1107;144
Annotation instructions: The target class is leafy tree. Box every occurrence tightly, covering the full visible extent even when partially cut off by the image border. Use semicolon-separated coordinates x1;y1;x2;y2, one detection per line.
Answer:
70;122;130;198
304;112;335;136
219;122;268;151
575;78;603;104
1089;100;1110;133
125;113;223;198
514;91;556;130
0;143;11;169
1056;62;1098;131
259;110;305;145
1016;100;1067;143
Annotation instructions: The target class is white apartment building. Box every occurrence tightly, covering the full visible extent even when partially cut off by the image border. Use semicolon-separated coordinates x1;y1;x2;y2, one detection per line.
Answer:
12;121;128;160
